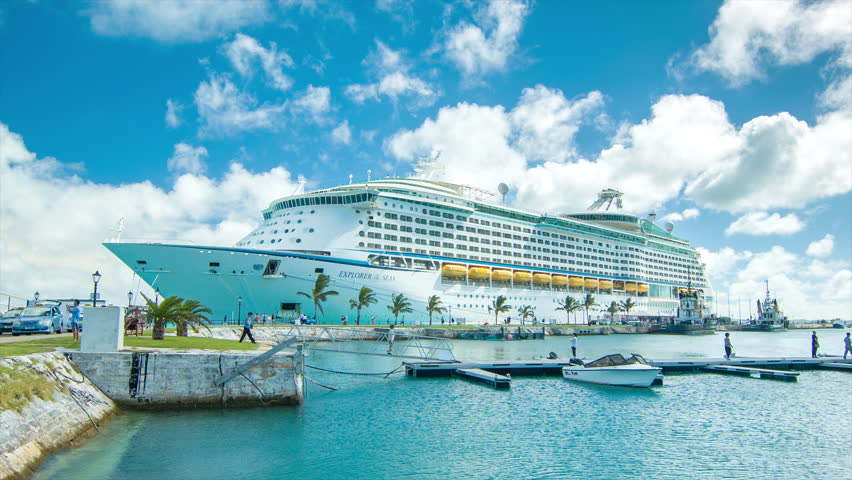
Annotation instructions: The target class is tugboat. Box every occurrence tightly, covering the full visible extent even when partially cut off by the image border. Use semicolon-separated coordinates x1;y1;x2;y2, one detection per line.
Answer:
742;281;788;332
649;278;715;335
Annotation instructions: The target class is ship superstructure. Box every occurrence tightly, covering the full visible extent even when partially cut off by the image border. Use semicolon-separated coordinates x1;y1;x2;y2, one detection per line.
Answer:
106;179;714;324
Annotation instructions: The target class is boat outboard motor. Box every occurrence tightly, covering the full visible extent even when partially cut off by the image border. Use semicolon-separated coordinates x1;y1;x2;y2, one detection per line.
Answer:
569;358;584;366
547;352;559;359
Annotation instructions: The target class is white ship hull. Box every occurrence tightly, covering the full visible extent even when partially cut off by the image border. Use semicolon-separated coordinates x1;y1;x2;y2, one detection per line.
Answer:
106;243;682;325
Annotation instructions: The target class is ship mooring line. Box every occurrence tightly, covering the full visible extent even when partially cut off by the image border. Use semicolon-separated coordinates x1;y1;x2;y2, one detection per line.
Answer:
305;364;405;376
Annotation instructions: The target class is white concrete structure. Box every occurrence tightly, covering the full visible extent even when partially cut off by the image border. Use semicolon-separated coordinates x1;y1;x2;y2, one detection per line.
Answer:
80;306;123;352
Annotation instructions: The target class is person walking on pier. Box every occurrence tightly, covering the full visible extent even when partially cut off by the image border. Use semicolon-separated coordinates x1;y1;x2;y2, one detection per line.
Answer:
65;300;81;341
844;332;851;359
724;333;733;359
240;312;256;344
570;333;578;358
387;324;395;354
811;331;819;358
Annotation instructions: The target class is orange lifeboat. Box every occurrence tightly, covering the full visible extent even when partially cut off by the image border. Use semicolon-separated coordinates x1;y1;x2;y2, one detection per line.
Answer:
513;271;532;283
638;283;649;293
468;266;491;280
584;278;599;289
599;280;613;291
613;280;625;290
441;264;467;278
552;275;569;287
492;269;512;282
533;273;552;285
568;276;584;288
625;282;638;292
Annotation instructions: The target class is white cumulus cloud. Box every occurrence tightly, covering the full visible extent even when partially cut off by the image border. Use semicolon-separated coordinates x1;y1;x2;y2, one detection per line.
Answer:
345;40;437;107
725;212;805;236
167;143;208;175
806;234;835;257
443;0;530;78
87;0;272;43
689;0;852;85
0;122;299;309
292;85;331;122
165;99;182;127
331;120;352;145
662;208;700;223
194;73;287;137
223;33;294;91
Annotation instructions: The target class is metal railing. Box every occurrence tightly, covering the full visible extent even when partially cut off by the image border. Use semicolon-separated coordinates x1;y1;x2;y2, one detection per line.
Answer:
273;325;455;361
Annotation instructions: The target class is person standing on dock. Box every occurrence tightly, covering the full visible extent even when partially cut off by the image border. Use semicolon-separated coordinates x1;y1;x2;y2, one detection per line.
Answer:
570;333;578;358
811;331;819;358
844;332;851;359
65;300;81;341
724;333;733;359
240;312;256;344
387;324;395;354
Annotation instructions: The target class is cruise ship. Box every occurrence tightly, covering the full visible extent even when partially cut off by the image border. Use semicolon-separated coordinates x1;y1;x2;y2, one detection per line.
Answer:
105;179;714;324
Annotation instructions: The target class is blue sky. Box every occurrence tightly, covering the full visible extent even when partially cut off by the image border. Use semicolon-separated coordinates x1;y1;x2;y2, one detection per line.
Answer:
1;0;850;319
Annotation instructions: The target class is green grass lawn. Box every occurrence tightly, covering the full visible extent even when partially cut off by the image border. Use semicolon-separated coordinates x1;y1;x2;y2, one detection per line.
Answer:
0;335;259;357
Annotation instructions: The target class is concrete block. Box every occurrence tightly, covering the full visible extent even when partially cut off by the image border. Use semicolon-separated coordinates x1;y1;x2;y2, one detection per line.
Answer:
80;306;124;352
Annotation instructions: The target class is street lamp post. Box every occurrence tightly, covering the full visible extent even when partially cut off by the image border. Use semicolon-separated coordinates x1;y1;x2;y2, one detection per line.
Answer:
34;291;40;303
237;296;242;325
91;271;101;307
127;291;133;308
155;288;160;306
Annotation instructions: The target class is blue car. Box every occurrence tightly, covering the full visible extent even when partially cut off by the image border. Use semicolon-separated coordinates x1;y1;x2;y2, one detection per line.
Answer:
0;307;24;334
11;301;65;335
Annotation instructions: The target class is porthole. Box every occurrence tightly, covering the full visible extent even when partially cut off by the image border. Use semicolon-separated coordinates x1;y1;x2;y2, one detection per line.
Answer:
309;228;315;232
299;211;304;215
355;210;361;214
296;239;302;243
311;210;316;214
384;202;388;206
359;231;365;236
297;219;302;223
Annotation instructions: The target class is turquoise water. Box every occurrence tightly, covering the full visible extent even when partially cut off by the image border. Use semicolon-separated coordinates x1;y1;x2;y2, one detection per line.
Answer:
33;329;852;480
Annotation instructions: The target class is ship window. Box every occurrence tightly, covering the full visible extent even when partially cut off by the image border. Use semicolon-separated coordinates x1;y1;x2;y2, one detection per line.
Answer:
209;262;220;267
296;239;302;243
136;260;147;265
264;260;280;275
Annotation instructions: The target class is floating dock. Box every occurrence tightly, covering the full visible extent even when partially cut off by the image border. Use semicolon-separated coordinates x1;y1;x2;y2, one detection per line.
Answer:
404;357;851;389
700;365;799;381
455;368;511;389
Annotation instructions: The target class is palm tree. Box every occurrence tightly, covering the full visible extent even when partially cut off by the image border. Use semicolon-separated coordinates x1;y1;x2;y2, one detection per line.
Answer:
487;295;512;325
297;274;339;321
606;301;620;323
387;293;413;325
582;294;599;326
141;294;187;340
425;295;447;326
349;286;377;326
555;295;581;324
619;298;636;320
175;299;212;337
517;305;535;326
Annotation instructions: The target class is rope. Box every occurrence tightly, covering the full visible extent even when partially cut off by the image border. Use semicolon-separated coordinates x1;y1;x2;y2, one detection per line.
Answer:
306;364;405;376
304;375;337;391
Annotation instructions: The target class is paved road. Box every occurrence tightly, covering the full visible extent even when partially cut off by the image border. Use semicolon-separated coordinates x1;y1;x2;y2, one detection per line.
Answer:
0;332;71;344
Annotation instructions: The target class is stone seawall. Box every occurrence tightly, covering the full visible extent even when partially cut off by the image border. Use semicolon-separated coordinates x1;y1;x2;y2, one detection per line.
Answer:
66;351;304;408
0;352;117;480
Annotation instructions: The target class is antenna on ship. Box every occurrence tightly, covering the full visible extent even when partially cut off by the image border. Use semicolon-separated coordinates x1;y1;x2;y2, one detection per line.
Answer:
292;175;307;195
348;174;353;185
367;169;371;182
115;217;125;243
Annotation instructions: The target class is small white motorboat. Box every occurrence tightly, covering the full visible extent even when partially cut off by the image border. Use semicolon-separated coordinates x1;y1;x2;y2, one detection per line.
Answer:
562;353;661;388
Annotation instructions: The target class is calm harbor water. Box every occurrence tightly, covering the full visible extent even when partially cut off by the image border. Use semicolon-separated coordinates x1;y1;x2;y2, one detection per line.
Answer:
34;329;852;480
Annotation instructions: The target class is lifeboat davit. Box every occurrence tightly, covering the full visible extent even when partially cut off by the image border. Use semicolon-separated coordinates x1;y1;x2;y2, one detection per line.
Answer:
552;275;569;287
599;280;613;290
568;276;584;288
638;283;649;293
441;264;467;278
584;278;599;289
533;273;552;285
492;269;512;282
468;266;491;280
625;282;638;292
513;271;532;283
